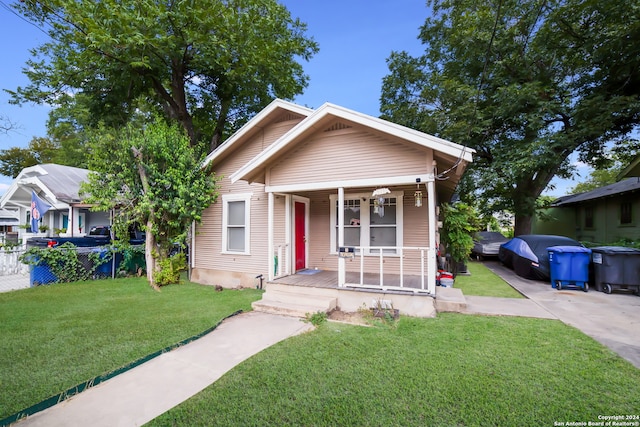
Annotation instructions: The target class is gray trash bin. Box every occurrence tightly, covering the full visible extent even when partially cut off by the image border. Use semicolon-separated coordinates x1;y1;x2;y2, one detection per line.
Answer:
591;246;640;294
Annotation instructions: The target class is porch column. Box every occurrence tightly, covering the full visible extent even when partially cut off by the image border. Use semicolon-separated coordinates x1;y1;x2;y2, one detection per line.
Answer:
268;191;275;281
68;206;74;236
338;187;345;286
427;178;437;294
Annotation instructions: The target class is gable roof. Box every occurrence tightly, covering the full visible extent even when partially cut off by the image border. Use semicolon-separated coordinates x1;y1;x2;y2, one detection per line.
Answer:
618;154;640;180
229;101;474;185
552;177;640;206
0;164;91;209
202;99;314;168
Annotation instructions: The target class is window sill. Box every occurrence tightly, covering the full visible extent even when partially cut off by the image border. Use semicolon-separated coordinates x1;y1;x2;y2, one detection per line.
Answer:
221;251;251;256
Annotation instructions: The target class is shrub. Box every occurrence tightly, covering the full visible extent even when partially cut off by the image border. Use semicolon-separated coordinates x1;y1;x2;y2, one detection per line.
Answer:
20;242;110;283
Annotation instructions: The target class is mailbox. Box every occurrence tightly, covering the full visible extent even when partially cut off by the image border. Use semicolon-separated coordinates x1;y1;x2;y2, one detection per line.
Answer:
338;246;356;259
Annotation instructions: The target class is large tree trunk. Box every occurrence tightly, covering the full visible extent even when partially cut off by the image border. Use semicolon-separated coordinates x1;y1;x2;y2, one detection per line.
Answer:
144;218;159;290
132;146;160;291
514;214;533;236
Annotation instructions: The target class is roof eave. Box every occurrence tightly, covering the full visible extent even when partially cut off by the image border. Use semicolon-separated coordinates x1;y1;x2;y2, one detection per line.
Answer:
201;99;314;169
230;102;474;184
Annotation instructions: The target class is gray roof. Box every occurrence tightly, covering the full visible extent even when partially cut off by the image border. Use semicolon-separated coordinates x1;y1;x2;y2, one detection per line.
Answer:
33;164;91;203
552;177;640;206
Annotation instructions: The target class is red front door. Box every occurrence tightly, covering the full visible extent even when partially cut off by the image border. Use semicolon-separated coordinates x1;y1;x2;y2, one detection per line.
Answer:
295;201;306;271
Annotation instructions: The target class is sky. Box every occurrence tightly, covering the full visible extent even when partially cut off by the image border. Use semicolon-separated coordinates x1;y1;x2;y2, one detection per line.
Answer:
0;0;588;197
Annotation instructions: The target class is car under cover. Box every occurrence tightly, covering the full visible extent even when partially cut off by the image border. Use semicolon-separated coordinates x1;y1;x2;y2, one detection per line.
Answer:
472;231;508;258
498;234;583;281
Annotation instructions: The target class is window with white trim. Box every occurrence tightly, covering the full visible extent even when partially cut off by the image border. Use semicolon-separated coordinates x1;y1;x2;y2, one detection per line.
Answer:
330;191;403;255
222;194;251;254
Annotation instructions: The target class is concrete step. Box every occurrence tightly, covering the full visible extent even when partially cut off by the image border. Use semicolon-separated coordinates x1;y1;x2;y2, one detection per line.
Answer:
434;287;467;313
252;288;337;318
252;299;334;318
260;289;336;307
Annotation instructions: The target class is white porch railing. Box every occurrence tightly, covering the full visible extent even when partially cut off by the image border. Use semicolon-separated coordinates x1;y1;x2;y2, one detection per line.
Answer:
342;246;435;294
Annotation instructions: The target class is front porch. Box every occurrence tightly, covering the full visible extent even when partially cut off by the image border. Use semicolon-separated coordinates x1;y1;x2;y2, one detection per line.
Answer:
252;269;444;318
271;268;430;292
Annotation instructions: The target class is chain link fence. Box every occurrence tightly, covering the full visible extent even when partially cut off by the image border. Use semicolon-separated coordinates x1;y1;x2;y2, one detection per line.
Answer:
22;245;146;286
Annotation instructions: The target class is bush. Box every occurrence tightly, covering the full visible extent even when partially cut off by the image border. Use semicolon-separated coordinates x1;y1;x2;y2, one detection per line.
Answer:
154;252;187;286
20;242;111;283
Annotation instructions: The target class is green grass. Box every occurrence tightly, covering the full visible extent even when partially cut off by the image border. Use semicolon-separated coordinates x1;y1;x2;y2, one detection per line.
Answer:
149;314;640;427
454;260;524;298
0;278;263;419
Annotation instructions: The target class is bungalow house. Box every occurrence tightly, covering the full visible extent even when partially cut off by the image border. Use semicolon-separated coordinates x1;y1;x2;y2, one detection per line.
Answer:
0;164;109;243
0;207;20;244
533;178;640;244
191;99;473;317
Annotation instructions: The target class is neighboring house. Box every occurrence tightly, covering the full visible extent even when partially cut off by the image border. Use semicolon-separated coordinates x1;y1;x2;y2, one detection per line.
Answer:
534;178;640;244
0;207;20;244
191;99;474;316
0;164;109;242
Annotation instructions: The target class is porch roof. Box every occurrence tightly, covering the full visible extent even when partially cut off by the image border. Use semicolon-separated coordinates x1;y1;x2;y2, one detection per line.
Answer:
229;101;474;187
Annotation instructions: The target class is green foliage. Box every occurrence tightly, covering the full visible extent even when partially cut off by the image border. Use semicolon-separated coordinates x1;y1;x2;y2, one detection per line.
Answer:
568;144;640;194
441;202;481;274
0;137;58;178
381;0;640;235
154;253;187;287
303;311;327;326
10;0;318;151
82;119;218;287
20;242;110;283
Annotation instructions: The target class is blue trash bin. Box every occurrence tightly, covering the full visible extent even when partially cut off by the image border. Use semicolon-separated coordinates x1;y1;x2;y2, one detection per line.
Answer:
29;256;58;287
547;246;592;292
92;247;115;278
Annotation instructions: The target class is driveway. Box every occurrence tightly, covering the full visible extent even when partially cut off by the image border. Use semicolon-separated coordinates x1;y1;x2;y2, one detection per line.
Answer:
484;261;640;369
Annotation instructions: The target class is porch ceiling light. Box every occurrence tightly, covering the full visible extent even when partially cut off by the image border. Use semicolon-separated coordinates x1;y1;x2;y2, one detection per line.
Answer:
372;188;390;217
415;189;423;207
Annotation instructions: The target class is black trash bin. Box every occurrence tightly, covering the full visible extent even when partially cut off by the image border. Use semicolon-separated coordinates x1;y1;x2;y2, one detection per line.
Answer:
591;246;640;295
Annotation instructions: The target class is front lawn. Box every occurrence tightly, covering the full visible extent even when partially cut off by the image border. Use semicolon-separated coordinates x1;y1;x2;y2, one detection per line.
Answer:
0;278;262;419
150;314;640;426
454;260;524;298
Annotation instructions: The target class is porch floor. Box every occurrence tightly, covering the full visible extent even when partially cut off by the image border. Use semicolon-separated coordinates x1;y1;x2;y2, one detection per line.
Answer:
271;269;429;293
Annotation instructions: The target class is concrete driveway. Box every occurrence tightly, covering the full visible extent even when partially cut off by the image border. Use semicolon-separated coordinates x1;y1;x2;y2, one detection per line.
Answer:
484;261;640;369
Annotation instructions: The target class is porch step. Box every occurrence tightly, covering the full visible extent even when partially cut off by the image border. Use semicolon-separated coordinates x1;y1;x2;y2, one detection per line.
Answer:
434;287;467;313
252;288;337;318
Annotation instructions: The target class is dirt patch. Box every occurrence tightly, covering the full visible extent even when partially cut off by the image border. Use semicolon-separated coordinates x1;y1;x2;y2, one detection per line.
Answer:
327;309;370;325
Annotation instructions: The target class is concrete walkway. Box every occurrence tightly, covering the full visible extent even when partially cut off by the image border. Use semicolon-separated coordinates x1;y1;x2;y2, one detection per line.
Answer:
15;311;314;427
0;273;30;293
484;261;640;369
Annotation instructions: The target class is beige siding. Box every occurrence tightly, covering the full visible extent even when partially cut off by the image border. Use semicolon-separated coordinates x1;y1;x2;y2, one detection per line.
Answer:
193;118;301;287
269;126;431;186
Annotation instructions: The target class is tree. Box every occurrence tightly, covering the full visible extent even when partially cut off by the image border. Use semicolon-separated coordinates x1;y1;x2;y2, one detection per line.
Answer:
0;137;58;178
381;0;640;236
0;114;17;135
10;0;318;153
569;141;640;194
82;119;219;290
